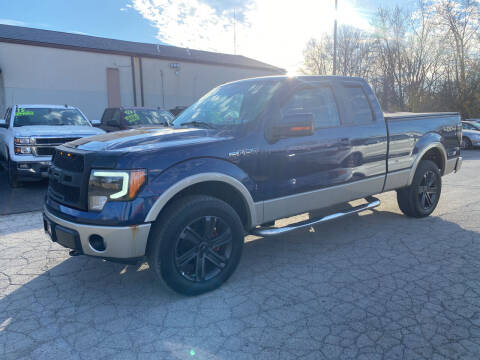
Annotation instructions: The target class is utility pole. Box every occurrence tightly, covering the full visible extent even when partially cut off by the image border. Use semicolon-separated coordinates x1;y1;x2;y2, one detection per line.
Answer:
333;0;338;75
233;8;237;55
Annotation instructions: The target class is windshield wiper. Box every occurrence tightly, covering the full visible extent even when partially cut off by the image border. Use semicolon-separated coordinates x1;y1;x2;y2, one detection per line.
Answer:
179;121;216;129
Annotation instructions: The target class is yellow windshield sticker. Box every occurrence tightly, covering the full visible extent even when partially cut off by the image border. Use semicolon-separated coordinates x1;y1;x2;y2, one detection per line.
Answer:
15;108;34;116
125;113;140;123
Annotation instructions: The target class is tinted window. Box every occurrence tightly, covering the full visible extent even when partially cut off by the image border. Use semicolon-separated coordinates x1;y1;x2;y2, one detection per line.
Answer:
101;109;113;124
111;109;121;124
13;108;89;127
281;87;340;128
344;86;374;125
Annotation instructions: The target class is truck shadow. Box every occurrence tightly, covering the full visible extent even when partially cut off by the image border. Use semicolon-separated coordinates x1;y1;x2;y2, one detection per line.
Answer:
0;207;479;358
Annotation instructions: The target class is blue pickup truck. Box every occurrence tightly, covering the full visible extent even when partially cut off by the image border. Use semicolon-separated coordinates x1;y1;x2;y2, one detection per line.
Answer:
43;76;463;295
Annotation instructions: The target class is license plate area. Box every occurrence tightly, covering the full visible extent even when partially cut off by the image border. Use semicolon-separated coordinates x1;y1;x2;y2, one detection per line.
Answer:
43;216;82;251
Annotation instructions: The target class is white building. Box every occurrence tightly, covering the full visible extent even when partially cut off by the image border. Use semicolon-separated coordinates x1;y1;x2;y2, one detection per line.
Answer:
0;24;285;120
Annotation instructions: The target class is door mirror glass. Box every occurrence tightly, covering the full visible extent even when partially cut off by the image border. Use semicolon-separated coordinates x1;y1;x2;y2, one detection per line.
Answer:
272;113;314;138
90;119;101;126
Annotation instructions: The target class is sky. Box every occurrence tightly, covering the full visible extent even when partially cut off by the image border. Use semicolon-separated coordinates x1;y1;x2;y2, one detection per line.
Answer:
0;0;412;73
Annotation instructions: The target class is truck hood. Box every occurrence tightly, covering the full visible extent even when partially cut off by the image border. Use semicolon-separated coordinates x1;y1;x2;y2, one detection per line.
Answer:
12;125;105;137
65;126;233;152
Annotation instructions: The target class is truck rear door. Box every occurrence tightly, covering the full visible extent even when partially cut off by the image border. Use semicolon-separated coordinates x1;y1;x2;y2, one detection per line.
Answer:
260;79;388;222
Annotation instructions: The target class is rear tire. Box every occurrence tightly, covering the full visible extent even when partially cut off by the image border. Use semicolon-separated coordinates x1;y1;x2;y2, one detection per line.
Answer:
396;160;441;218
147;195;244;296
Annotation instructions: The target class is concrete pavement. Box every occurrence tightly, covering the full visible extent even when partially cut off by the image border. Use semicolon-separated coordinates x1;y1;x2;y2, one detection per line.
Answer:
0;151;479;359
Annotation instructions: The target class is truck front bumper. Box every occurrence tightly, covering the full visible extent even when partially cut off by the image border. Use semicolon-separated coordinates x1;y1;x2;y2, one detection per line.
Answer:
43;207;151;260
11;160;51;179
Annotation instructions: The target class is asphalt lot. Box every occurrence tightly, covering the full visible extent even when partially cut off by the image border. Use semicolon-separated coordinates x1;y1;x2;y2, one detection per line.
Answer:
0;150;479;359
0;169;47;215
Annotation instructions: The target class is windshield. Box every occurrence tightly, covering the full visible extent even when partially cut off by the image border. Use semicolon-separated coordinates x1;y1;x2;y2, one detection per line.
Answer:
470;122;480;131
123;109;173;126
14;108;90;127
173;80;283;129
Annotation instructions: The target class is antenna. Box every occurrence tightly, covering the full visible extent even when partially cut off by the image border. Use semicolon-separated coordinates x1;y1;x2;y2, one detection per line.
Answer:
233;8;237;55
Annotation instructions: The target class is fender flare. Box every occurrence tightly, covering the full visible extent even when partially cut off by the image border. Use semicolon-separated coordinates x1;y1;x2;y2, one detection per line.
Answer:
144;172;259;226
407;142;447;185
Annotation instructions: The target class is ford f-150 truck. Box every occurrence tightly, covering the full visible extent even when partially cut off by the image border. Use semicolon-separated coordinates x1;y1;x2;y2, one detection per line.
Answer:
42;76;463;295
0;105;105;187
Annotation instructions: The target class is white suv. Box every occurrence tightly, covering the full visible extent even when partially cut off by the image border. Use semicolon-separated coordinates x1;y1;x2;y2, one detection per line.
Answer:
0;104;105;187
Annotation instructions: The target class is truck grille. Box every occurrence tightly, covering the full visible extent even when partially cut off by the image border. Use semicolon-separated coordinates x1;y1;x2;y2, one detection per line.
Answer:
27;137;81;157
53;151;84;172
49;178;81;203
36;137;80;145
48;149;87;210
36;147;56;156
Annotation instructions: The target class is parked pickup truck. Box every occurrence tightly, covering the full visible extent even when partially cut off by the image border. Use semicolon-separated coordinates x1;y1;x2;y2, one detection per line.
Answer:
43;76;463;295
98;107;174;132
0;105;105;187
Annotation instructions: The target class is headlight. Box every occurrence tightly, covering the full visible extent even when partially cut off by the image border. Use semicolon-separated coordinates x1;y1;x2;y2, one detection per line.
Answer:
14;137;34;155
88;169;147;211
14;137;34;145
14;146;32;155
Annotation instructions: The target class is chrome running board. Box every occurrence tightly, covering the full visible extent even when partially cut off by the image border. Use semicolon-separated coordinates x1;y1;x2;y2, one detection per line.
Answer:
251;196;380;237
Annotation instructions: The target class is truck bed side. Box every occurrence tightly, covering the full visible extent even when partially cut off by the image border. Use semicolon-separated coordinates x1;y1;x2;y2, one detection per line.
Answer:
383;112;461;191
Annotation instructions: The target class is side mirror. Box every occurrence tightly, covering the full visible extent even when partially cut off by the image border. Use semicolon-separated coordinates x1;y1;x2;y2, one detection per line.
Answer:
271;113;314;139
0;119;6;128
91;119;101;126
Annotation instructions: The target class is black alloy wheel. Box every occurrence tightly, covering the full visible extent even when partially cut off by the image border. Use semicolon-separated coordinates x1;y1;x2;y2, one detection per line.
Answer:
396;160;442;218
174;216;233;282
147;195;244;295
417;170;439;211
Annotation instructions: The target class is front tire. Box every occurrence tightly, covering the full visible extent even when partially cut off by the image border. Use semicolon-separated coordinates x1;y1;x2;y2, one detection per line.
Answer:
7;157;20;188
396;160;441;218
148;195;244;296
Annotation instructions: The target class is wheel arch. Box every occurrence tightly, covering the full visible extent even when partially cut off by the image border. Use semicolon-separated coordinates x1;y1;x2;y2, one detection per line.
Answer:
144;173;259;229
408;141;447;185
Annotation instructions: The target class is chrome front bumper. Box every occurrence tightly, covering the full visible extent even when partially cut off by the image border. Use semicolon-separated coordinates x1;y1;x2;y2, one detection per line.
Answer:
43;207;151;259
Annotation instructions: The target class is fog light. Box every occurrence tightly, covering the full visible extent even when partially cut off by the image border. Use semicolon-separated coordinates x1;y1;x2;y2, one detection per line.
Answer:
89;235;106;251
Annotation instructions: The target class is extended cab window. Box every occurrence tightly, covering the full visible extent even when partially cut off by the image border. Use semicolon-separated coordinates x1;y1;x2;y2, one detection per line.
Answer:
281;86;340;128
344;86;374;125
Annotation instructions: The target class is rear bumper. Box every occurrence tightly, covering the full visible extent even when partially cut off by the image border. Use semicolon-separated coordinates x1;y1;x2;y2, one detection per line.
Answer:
444;156;462;175
43;207;151;259
455;156;463;172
